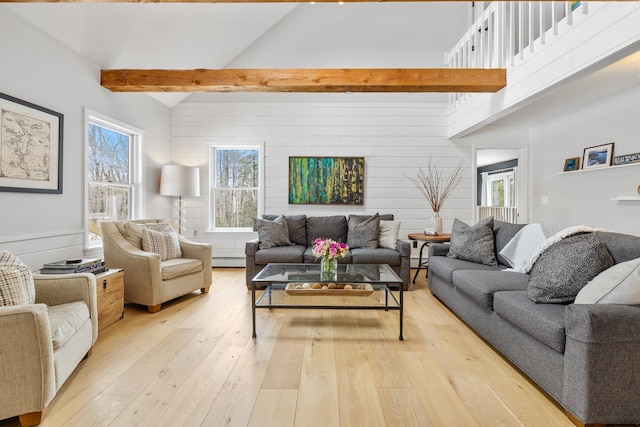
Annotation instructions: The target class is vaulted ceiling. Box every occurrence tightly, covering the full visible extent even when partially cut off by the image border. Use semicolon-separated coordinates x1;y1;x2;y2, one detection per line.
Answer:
3;2;469;107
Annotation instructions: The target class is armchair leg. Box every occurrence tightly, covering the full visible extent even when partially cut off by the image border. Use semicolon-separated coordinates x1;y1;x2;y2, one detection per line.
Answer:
201;286;210;294
19;411;42;427
83;347;93;360
565;410;605;427
147;304;161;313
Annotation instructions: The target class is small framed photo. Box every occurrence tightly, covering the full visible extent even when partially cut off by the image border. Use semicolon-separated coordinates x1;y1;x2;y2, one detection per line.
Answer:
582;142;614;170
563;157;580;172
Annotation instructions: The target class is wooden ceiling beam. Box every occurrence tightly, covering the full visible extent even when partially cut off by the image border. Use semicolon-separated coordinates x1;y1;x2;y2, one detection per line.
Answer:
101;68;506;93
0;0;615;3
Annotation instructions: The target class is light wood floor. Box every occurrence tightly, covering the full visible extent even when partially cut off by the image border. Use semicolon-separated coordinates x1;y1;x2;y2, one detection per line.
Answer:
0;268;613;427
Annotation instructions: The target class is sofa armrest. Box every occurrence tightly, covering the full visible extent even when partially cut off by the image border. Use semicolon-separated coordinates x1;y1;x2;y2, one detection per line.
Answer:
395;239;411;256
429;243;450;257
565;303;640;343
33;273;98;344
245;239;260;256
0;304;57;416
179;238;213;287
563;304;640;423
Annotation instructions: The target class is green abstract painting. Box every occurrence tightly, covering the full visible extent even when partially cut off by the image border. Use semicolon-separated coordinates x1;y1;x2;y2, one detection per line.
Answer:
289;157;364;205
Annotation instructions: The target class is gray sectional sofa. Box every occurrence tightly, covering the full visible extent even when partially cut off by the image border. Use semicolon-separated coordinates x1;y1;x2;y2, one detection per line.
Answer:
245;214;411;289
428;220;640;426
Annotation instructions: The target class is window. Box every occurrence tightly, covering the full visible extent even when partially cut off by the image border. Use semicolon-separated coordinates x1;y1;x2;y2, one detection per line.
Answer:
86;111;142;247
486;169;515;207
210;145;261;230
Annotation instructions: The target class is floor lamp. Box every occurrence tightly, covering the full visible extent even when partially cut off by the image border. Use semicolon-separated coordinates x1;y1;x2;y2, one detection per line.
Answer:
159;165;200;233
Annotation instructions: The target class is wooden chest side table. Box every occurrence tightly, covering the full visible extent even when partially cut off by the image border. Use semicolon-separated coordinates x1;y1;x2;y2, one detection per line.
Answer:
94;268;124;331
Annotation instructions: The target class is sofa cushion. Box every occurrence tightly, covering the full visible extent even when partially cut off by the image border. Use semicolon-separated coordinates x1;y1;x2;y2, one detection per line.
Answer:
429;256;501;283
48;301;90;351
306;216;348;246
0;251;35;307
303;247;352;264
262;214;307;246
447;217;498;267
160;258;203;281
347;213;380;249
256;245;306;264
494;291;567;353
493;221;527;263
350;248;401;266
255;216;293;249
597;231;640;264
142;226;183;261
575;256;640;305
378;220;401;250
452;270;529;310
527;233;614;304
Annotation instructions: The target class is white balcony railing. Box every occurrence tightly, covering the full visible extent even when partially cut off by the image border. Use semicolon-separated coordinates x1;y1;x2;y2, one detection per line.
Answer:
445;1;590;112
478;206;519;224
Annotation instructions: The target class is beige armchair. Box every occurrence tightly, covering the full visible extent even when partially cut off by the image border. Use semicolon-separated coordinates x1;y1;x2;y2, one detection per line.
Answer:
101;219;212;313
0;273;98;427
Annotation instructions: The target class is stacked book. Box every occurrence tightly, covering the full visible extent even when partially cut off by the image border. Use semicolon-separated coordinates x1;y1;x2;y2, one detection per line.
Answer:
40;258;106;275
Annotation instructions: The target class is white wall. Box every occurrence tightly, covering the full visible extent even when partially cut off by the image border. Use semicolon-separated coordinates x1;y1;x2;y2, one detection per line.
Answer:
530;84;640;235
0;9;172;269
172;102;474;266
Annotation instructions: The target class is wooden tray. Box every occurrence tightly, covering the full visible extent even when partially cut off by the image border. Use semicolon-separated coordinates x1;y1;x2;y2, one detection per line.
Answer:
285;282;373;296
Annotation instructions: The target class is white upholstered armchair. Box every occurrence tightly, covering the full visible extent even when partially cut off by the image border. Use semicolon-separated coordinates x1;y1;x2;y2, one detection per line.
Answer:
101;219;212;313
0;270;98;426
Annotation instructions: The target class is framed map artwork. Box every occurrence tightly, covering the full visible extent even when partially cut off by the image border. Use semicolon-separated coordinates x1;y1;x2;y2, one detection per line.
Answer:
289;156;364;205
0;92;63;193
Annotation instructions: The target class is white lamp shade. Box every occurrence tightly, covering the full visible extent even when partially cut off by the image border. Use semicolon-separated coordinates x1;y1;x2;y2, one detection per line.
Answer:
160;165;200;197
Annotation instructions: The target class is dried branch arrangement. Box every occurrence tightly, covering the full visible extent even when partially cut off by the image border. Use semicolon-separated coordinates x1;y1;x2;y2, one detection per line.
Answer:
406;156;464;212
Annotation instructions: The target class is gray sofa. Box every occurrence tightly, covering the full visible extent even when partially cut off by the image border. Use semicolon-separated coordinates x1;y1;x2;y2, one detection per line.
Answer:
245;214;411;289
428;220;640;426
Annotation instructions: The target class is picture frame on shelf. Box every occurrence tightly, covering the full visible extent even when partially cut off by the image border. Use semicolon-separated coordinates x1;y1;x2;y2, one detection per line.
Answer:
582;142;614;170
0;92;64;194
563;157;580;172
613;152;640;166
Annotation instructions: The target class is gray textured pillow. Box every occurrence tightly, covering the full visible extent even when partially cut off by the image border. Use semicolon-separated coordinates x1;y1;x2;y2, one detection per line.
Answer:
347;213;380;249
447;217;497;267
527;233;614;304
255;216;293;250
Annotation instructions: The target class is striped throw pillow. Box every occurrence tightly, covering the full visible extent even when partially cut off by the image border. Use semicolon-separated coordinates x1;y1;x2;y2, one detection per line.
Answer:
141;227;182;261
0;251;36;306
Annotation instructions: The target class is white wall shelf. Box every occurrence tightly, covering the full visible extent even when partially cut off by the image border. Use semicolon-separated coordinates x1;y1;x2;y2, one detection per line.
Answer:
610;196;640;201
557;161;640;175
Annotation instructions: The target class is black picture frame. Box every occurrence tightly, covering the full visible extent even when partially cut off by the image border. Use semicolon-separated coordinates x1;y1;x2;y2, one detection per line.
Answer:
0;92;63;194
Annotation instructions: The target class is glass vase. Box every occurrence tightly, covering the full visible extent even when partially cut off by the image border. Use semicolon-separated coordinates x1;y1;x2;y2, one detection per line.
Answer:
430;211;443;234
320;257;338;280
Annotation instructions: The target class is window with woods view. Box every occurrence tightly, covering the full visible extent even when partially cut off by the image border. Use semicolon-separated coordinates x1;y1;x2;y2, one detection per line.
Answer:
87;115;140;247
211;146;261;230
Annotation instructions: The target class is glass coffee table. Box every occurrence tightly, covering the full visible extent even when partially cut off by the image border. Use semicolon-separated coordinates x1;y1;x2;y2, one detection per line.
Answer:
251;263;405;340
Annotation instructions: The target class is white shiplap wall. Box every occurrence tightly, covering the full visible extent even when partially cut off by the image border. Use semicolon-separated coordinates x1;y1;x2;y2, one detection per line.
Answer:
171;102;473;266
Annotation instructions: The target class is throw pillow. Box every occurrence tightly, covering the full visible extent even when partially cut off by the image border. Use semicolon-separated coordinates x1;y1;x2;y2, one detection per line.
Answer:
378;220;402;250
121;222;173;249
527;233;614;304
574;256;640;304
347;213;380;249
141;226;182;261
261;214;307;246
255;216;293;250
447;217;498;267
0;251;36;306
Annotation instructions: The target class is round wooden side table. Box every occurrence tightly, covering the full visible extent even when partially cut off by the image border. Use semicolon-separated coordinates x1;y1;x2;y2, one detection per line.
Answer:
407;233;451;283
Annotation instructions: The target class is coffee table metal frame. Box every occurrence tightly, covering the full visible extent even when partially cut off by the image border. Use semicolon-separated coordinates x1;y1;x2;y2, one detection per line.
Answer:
251;263;404;340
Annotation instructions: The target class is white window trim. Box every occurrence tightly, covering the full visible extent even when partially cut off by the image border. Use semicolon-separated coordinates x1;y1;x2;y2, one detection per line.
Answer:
84;108;144;249
207;141;264;233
